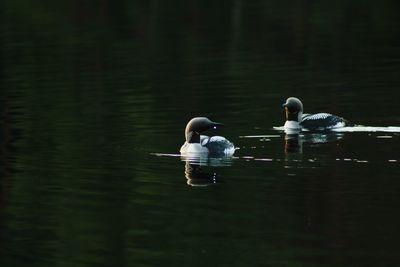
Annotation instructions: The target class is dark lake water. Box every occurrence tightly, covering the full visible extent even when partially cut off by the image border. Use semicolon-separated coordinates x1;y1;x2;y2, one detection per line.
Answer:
1;1;400;266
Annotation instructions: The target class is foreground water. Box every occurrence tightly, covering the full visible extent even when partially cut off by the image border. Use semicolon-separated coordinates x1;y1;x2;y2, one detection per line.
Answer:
1;1;400;267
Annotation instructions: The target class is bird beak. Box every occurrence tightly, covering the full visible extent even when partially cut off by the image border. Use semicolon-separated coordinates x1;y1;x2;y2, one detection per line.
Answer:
282;102;288;108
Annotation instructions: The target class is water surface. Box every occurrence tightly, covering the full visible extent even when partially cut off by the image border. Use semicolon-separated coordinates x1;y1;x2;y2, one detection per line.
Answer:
1;1;400;267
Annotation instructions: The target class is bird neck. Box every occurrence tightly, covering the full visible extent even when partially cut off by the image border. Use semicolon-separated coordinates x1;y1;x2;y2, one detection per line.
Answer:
187;131;200;143
286;111;302;122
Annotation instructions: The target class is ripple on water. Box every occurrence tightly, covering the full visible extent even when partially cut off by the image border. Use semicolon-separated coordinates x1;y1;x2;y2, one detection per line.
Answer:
272;125;400;133
332;126;400;133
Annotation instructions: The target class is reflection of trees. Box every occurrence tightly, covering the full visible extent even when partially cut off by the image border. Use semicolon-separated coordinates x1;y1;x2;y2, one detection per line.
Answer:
3;0;399;121
0;1;400;265
0;97;13;220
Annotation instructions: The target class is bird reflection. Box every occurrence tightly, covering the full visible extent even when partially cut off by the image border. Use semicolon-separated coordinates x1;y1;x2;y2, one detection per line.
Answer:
284;133;304;167
284;131;345;168
285;133;303;154
181;154;234;187
184;162;218;186
285;131;345;154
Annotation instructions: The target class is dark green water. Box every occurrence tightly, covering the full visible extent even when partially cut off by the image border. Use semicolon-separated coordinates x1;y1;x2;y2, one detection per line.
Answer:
1;1;400;266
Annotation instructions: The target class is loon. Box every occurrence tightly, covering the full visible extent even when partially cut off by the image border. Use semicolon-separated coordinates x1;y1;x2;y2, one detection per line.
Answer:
180;117;235;156
282;97;350;131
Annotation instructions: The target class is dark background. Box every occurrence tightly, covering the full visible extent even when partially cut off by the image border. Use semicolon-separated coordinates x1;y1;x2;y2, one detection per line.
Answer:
1;1;400;266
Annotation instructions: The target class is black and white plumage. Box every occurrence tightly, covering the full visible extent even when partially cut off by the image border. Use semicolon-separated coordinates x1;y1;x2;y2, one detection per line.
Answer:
180;117;235;156
282;97;350;132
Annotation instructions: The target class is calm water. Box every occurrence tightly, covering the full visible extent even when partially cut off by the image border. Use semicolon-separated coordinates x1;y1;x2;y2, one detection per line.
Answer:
1;1;400;266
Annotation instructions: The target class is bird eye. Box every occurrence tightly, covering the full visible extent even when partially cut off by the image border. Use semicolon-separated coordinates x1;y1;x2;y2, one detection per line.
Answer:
213;126;217;129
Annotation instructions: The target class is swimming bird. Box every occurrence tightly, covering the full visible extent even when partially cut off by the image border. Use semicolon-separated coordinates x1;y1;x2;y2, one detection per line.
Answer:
180;117;235;156
282;97;350;131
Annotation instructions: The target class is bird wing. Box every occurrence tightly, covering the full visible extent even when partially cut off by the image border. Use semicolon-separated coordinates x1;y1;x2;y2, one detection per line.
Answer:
301;113;347;131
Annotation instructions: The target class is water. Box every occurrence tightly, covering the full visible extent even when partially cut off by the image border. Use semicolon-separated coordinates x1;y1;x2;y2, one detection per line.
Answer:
1;1;400;266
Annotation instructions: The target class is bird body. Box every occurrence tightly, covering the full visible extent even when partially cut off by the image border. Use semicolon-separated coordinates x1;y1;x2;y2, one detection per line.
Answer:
283;97;349;132
180;117;235;156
